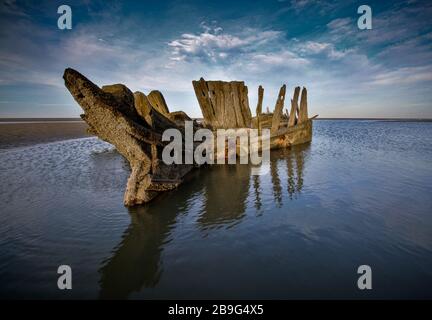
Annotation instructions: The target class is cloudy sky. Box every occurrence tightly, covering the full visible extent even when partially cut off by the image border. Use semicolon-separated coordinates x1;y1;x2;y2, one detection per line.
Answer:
0;0;431;118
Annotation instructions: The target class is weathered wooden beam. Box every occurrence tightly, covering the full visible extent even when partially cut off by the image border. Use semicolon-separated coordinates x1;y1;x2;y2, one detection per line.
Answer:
223;82;237;128
167;111;191;124
270;84;286;134
134;91;179;133
192;78;217;128
239;83;252;128
298;87;308;124
147;90;170;115
256;85;264;133
102;84;135;111
133;91;153;119
231;82;244;127
145;107;179;133
193;78;252;129
288;86;300;127
256;85;264;116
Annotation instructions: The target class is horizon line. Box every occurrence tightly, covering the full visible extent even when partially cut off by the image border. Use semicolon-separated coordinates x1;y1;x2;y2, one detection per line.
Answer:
1;117;432;122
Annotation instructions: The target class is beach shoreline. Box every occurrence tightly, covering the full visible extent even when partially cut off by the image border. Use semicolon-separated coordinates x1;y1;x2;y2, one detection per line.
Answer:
0;121;91;150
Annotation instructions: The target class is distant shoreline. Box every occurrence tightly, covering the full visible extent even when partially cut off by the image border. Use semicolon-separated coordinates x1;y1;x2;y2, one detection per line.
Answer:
0;121;90;149
1;117;432;123
0;118;83;123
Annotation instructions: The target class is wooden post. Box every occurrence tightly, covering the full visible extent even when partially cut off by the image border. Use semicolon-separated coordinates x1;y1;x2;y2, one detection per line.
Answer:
192;78;216;128
240;84;252;127
270;84;286;134
298;87;308;123
288;86;300;127
256;85;264;134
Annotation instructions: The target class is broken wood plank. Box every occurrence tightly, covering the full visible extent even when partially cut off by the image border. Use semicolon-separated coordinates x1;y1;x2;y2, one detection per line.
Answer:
271;84;286;134
298;87;308;124
133;91;153;119
256;85;264;133
288;86;300;127
193;79;252;129
147;90;170;115
240;83;252;127
223;82;236;128
231;82;244;127
133;91;179;132
192;78;216;128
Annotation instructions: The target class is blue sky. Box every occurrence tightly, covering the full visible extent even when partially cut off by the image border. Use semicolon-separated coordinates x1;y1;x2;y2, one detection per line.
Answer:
0;0;431;118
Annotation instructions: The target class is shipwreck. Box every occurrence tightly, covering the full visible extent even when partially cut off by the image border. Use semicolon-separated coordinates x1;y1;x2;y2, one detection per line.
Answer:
63;68;317;206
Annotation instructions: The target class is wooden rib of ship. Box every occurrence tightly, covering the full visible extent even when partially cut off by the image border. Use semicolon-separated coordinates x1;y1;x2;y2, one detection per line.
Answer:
63;69;317;206
192;78;317;150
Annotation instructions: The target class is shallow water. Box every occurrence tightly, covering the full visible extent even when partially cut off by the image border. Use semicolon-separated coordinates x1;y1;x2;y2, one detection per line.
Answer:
0;120;432;299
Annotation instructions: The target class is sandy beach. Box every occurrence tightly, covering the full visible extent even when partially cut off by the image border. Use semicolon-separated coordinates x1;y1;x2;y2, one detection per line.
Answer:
0;121;90;149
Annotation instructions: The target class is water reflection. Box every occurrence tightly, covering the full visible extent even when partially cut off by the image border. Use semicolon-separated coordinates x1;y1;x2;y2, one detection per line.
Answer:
255;143;309;209
98;209;172;299
98;170;207;299
285;144;307;198
98;144;309;299
197;165;250;229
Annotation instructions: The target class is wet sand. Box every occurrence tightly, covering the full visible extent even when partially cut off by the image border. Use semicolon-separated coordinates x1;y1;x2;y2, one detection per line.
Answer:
0;121;90;149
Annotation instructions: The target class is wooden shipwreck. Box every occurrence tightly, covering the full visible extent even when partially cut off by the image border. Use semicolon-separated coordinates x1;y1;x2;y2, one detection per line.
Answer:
192;78;316;149
63;69;316;206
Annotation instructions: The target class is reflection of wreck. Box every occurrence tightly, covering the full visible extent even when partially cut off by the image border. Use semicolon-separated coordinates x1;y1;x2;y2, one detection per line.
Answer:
98;145;308;298
198;165;250;228
63;69;316;206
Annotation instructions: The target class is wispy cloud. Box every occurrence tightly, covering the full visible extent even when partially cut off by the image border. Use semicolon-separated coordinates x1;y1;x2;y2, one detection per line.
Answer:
295;41;355;59
168;24;282;63
327;18;354;35
371;65;432;85
250;50;309;67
